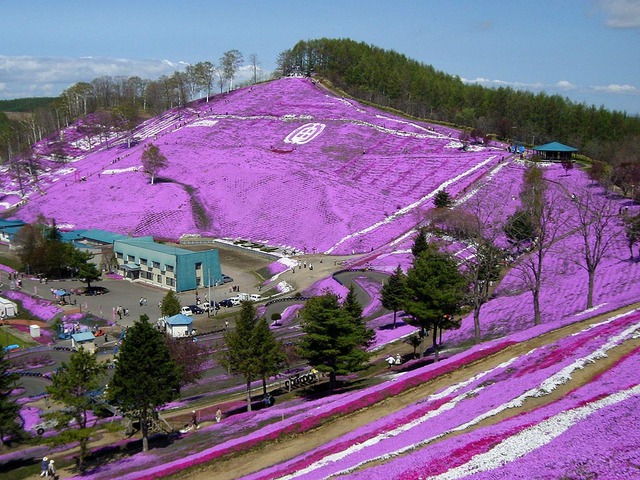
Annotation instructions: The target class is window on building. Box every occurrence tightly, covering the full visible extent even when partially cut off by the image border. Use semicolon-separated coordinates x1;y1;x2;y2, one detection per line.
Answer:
140;258;147;265
127;255;135;263
157;274;163;283
116;252;123;259
166;265;174;273
166;278;175;287
195;262;202;270
152;261;160;269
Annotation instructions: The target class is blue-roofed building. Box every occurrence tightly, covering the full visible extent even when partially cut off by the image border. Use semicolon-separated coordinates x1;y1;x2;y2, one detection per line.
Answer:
533;142;578;161
163;313;194;337
113;237;222;292
74;229;134;272
0;219;26;246
71;332;96;352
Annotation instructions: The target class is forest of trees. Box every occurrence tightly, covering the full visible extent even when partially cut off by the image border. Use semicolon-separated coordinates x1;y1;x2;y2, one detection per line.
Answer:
0;50;254;180
275;38;640;175
1;38;640;196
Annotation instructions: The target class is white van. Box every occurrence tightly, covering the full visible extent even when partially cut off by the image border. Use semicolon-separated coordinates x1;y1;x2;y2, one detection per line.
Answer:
229;297;242;306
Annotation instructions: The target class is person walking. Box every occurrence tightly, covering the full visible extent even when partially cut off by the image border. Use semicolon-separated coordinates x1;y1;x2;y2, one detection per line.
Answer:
191;410;199;429
215;408;222;423
47;459;56;479
40;457;48;477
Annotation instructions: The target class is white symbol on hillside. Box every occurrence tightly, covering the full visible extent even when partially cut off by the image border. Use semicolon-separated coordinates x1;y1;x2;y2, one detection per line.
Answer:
284;123;326;145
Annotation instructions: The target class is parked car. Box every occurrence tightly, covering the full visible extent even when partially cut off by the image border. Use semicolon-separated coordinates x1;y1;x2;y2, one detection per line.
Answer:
180;306;193;316
218;299;234;308
201;302;220;312
221;274;234;283
187;304;205;315
227;297;242;306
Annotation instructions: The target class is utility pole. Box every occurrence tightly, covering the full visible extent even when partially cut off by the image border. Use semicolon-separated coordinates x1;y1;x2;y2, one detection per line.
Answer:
207;269;211;319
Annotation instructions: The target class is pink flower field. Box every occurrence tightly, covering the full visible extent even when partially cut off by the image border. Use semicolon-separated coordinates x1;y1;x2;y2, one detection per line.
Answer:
2;78;640;479
4;78;504;254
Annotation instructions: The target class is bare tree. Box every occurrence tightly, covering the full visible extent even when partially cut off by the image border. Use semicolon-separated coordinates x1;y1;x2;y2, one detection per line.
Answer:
248;53;261;84
220;49;243;92
509;167;568;325
430;194;505;343
188;61;215;102
567;187;622;309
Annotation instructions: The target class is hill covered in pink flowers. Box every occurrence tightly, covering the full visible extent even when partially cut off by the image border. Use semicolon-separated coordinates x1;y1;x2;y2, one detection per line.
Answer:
3;78;504;254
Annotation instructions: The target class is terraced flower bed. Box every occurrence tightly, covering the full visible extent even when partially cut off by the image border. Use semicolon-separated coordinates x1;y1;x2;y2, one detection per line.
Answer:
239;309;640;479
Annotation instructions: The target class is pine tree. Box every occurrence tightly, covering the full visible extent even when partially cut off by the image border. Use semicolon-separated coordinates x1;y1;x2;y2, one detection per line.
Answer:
403;243;467;361
253;317;285;399
46;348;107;470
411;227;429;258
434;189;453;208
342;285;363;320
220;302;261;411
108;315;180;452
298;292;373;391
161;290;181;317
0;348;22;448
381;265;408;329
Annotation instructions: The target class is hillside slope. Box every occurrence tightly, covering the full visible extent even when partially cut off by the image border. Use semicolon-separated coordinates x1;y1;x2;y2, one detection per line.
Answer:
5;78;503;254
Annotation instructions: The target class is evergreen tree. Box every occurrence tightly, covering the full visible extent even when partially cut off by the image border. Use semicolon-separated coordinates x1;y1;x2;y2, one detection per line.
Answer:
381;265;408;329
161;290;181;317
0;348;22;448
298;292;373;391
504;209;535;250
108;315;180;452
72;249;101;288
342;285;363;320
411;227;429;258
220;302;261;411
403;244;467;361
46;348;107;470
253;317;285;398
434;189;453;208
467;241;504;343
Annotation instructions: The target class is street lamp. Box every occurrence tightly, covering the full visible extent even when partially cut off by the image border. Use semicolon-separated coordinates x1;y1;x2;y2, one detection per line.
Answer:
207;268;211;319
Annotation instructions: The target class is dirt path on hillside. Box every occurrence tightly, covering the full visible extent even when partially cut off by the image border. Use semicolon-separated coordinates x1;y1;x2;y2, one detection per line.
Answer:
170;303;640;480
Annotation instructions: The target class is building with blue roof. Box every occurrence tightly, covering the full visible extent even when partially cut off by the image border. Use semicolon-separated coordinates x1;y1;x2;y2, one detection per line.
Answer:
71;332;96;352
114;237;221;292
0;219;25;245
163;313;194;337
533;142;578;161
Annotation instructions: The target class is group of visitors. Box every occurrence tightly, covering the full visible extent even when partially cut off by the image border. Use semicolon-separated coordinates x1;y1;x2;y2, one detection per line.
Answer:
40;457;56;478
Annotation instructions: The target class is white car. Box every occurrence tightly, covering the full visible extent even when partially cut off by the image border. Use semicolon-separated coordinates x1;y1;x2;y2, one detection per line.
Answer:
180;306;193;316
201;302;220;312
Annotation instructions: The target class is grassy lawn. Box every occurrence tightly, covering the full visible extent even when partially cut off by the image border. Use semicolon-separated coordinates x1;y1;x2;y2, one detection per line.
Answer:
0;326;38;349
0;252;21;271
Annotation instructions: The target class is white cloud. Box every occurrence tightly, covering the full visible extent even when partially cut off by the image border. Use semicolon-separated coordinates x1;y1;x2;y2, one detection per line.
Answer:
463;76;639;97
0;55;186;99
599;0;640;28
0;55;270;100
556;80;576;89
592;83;639;93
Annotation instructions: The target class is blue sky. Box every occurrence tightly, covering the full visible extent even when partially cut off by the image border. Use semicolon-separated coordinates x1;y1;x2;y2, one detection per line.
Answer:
1;0;639;114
